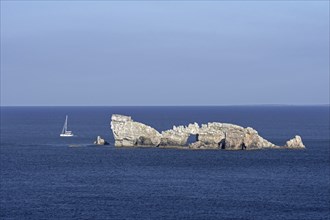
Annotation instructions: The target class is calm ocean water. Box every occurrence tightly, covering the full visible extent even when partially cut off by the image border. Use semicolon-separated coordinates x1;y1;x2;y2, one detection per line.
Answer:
1;106;329;219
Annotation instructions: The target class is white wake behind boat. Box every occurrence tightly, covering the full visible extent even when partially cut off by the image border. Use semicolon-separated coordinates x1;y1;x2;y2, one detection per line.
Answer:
60;115;74;137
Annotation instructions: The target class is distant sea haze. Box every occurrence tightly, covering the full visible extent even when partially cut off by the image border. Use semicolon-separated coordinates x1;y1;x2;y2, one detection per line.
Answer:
1;106;329;219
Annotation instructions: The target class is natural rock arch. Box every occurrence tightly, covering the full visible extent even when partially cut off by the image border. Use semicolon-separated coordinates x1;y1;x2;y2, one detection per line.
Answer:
110;114;305;150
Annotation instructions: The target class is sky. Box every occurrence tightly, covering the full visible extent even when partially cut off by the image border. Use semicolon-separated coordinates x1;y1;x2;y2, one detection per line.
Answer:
1;1;329;106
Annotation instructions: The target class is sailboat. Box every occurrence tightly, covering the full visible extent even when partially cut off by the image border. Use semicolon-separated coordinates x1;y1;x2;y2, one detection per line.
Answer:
60;115;74;137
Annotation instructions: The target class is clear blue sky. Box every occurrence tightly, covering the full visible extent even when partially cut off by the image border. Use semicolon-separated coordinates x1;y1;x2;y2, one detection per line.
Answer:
1;1;329;106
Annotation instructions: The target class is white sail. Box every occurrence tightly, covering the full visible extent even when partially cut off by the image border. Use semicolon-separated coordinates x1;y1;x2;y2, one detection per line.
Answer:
60;115;73;137
61;115;67;133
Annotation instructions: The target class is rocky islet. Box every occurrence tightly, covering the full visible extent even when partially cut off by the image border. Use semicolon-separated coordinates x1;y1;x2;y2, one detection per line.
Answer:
110;114;305;150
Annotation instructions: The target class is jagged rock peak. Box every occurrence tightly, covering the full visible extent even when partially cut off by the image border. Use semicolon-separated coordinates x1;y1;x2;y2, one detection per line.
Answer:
284;135;305;149
111;114;132;122
94;136;109;145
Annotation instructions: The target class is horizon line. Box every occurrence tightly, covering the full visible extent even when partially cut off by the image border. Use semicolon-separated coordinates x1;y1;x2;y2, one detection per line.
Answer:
1;104;329;107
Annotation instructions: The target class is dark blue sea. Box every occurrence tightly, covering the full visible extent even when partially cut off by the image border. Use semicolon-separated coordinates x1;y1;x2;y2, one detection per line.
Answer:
1;106;329;219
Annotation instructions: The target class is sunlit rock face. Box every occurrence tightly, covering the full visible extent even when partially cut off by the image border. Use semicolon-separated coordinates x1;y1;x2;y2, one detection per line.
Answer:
111;114;161;147
110;114;304;150
284;135;305;149
94;136;108;145
185;123;276;150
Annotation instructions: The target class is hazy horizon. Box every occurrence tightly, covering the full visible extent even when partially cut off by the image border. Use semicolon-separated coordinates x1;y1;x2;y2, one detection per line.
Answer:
1;104;329;107
1;1;329;106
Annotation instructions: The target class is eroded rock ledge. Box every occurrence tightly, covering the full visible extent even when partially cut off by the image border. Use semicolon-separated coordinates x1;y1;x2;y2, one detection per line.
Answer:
110;114;305;150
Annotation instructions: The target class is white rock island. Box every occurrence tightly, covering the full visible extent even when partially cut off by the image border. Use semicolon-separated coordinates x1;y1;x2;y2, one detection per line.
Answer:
110;114;305;150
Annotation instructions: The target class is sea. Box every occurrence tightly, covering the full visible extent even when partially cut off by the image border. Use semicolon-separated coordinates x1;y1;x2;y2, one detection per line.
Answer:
0;106;329;220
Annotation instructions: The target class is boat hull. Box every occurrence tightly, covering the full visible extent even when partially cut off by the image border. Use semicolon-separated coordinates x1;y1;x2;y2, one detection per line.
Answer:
60;133;74;137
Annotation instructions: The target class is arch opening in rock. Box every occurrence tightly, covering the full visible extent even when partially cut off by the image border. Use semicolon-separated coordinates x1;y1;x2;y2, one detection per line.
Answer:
218;138;226;149
187;134;199;146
